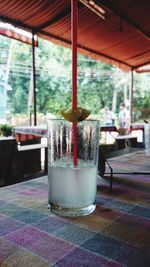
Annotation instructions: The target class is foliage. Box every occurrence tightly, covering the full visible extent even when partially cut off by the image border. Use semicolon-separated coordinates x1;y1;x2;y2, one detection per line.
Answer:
0;124;13;136
0;35;150;124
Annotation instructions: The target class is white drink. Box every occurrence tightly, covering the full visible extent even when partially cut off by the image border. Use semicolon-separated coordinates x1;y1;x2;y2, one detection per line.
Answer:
47;119;99;216
48;161;97;208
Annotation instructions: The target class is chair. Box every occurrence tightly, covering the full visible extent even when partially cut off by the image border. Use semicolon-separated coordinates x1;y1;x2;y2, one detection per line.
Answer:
98;146;113;192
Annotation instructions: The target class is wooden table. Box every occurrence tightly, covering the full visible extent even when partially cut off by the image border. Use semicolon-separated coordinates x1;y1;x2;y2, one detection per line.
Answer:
12;126;48;180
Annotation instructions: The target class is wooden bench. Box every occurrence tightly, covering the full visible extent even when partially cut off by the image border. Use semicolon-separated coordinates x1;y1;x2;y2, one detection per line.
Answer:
17;143;47;151
115;135;137;149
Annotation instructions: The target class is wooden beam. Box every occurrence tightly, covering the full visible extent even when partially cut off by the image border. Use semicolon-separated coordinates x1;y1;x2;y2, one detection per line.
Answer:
0;16;33;32
133;60;150;70
32;33;37;126
129;70;134;124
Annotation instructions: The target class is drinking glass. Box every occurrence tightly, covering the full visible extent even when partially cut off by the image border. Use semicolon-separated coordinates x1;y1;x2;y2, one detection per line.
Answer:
47;119;100;217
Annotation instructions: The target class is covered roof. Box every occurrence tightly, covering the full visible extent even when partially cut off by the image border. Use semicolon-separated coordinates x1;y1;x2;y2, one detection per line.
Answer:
0;0;150;72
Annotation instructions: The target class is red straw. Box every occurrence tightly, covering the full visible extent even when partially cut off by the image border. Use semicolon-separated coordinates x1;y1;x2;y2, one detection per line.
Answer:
71;0;78;166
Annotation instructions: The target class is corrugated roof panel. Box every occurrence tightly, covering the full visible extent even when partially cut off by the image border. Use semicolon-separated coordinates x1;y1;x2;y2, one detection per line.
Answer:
0;0;149;71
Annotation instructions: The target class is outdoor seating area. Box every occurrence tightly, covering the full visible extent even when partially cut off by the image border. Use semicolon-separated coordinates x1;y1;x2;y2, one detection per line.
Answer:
0;0;150;266
0;122;148;187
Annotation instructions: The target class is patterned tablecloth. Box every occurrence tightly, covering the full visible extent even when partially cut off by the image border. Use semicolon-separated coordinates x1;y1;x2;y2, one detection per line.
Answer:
13;126;47;137
100;125;118;132
130;123;145;131
13;125;118;136
0;167;150;266
12;126;47;142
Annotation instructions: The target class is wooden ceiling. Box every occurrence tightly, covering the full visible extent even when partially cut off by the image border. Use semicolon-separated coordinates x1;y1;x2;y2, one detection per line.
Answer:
0;0;150;72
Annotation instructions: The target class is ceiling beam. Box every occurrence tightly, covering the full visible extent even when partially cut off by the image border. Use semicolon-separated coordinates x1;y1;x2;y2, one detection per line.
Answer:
0;16;33;32
133;60;150;69
96;0;150;40
124;49;150;61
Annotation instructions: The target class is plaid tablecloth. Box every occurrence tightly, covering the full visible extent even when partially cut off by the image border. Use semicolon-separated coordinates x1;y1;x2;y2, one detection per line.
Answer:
13;125;47;136
12;126;47;142
0;172;150;267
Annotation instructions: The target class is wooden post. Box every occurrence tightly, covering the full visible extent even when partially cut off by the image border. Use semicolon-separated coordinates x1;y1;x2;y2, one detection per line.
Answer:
129;69;134;124
32;33;37;126
4;40;13;122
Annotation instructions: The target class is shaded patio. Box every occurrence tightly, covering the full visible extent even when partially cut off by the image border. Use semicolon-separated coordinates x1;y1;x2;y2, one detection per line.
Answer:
0;2;150;266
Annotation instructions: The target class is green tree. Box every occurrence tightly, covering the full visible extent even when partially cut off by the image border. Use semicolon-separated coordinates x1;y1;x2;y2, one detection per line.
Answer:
1;34;150;123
